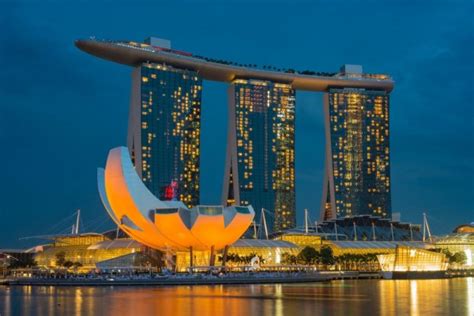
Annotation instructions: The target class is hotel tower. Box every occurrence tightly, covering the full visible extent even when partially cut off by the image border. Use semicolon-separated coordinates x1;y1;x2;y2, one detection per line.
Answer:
127;39;202;207
222;79;296;232
321;66;391;220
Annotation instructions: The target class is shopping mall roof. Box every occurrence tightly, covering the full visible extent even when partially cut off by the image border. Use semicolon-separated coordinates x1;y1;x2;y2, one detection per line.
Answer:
88;238;299;250
88;238;142;250
329;241;429;249
230;239;298;248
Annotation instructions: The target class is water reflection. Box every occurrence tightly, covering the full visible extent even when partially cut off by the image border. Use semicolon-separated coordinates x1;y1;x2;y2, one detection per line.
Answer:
410;280;418;316
468;277;473;316
275;284;283;316
0;278;471;316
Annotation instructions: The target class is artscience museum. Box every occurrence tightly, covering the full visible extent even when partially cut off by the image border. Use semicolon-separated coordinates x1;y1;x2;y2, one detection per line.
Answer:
98;147;255;255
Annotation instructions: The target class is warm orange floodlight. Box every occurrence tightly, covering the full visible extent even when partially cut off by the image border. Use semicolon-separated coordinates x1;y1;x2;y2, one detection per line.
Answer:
98;147;254;251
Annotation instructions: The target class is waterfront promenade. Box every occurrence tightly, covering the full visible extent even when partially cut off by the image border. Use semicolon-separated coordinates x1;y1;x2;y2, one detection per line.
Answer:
5;269;473;286
3;271;379;286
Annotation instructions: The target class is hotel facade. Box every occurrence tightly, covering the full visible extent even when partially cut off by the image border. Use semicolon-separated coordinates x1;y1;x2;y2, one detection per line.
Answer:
127;62;202;208
223;79;296;231
321;82;391;220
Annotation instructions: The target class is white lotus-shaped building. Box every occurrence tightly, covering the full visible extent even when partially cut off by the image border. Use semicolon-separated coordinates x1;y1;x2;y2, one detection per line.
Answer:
97;147;254;251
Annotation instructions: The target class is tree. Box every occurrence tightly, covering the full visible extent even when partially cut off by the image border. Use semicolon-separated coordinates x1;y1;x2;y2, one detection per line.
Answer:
298;246;319;265
242;253;259;264
452;252;467;265
440;249;456;263
63;261;74;269
335;253;375;271
55;251;66;267
320;246;335;265
8;256;37;269
226;253;238;264
72;262;83;269
281;253;297;265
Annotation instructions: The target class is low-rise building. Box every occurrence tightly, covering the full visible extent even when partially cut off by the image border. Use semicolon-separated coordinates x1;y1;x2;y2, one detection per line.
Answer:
34;234;143;272
433;224;474;269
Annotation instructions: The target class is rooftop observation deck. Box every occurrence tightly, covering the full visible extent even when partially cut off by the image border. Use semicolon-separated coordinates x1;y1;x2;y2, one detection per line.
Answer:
75;38;394;92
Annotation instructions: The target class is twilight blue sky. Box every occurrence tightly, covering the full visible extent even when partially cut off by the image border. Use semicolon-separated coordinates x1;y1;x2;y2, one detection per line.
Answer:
0;0;472;247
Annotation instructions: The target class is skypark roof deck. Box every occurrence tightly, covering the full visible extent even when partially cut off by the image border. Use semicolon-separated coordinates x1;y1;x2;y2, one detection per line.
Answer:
75;38;394;92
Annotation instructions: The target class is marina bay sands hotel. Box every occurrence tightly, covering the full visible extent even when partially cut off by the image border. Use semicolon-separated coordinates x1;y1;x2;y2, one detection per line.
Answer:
76;37;393;233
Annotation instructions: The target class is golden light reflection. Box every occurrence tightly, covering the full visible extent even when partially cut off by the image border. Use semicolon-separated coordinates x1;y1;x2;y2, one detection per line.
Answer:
275;284;283;316
467;277;473;316
75;288;83;316
410;280;419;316
2;286;11;316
